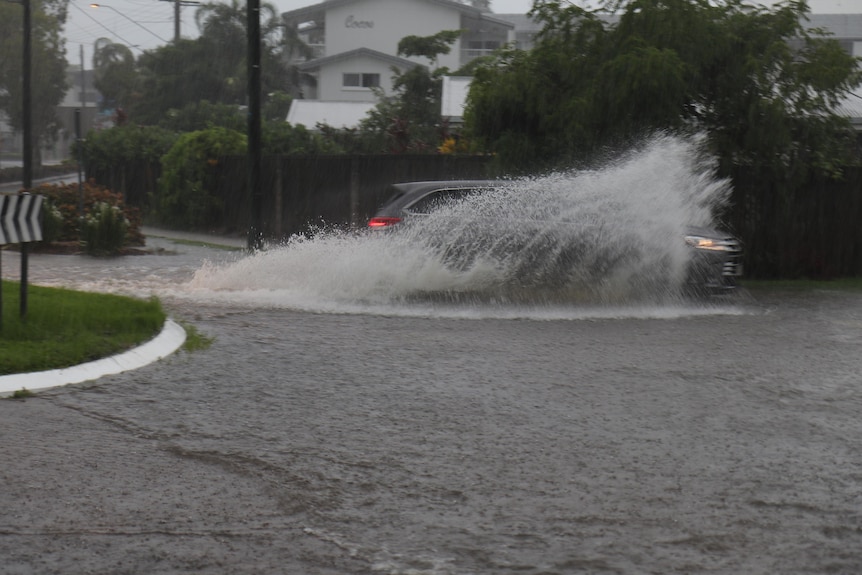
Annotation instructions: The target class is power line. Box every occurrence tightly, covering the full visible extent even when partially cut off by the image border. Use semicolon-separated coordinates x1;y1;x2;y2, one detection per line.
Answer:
69;1;144;52
89;2;170;43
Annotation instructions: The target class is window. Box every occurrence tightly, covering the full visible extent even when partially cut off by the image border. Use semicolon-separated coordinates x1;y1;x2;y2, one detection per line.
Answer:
468;40;501;51
343;73;380;89
407;188;488;214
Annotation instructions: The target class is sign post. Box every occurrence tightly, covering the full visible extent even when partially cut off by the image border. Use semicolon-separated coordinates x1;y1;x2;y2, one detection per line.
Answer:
0;194;43;327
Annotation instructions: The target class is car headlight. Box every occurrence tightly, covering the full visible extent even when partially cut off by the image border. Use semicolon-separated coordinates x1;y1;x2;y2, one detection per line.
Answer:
684;235;734;251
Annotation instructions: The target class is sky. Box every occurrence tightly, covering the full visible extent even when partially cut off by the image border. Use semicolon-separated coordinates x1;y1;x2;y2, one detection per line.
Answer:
63;0;858;67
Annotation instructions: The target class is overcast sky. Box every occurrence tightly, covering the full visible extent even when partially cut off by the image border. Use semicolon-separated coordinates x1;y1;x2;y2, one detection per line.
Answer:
64;0;858;67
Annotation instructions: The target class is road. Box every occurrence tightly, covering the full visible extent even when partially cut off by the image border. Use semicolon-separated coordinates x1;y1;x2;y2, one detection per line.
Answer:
0;172;81;194
1;236;861;574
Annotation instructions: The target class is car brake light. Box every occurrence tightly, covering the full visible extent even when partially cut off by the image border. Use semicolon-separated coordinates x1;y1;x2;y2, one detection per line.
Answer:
368;216;402;228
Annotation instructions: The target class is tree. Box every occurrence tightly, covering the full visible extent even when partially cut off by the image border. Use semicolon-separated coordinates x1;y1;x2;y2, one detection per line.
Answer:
0;0;69;166
127;0;290;126
465;0;862;176
92;38;136;111
359;30;463;152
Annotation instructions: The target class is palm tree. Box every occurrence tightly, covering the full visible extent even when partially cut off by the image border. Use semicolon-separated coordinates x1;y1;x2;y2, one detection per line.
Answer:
92;38;136;110
193;0;287;104
194;0;282;45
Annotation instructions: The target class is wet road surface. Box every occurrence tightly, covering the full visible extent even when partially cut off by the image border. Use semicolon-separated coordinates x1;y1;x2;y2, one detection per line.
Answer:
1;240;862;574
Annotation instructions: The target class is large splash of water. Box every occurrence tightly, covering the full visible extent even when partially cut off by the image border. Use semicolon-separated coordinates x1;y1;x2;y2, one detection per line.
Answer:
184;134;737;318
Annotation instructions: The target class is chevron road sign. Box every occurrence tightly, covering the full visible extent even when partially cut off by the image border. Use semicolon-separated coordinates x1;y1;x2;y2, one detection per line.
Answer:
0;193;43;245
1;193;44;326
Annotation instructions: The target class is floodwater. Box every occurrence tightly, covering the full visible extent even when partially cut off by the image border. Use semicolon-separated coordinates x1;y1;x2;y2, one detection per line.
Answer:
2;137;861;574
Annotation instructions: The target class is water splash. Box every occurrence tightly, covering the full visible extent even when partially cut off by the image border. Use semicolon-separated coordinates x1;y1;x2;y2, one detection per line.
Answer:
184;134;738;318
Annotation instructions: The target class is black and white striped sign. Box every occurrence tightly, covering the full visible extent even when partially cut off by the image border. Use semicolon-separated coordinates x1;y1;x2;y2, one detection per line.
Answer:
0;194;43;245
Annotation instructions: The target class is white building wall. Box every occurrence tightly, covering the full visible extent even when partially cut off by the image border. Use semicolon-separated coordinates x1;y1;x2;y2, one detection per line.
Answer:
317;54;410;101
326;0;464;70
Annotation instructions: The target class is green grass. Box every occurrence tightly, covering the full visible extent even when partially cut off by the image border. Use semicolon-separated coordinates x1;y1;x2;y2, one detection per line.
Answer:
179;321;214;352
0;280;166;375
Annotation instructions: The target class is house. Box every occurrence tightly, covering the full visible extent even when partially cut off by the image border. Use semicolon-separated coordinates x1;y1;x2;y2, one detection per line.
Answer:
282;0;514;128
52;66;100;160
1;65;99;165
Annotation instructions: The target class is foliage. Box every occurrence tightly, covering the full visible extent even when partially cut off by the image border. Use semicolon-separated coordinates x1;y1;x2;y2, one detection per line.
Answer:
80;201;129;256
179;322;214;352
263;91;294;122
154;127;247;228
0;281;165;375
263;122;341;154
360;30;464;153
398;30;463;64
161;100;247;132
31;180;143;247
78;124;178;174
92;38;136;111
128;0;292;126
465;0;862;177
0;0;70;166
311;124;380;154
40;201;64;243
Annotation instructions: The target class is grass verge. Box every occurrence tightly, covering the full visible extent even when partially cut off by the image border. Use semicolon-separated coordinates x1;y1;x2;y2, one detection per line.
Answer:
0;280;166;375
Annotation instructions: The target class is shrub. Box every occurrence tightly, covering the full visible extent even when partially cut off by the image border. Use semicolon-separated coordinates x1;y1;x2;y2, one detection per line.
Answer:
81;202;129;256
153;127;247;229
31;180;142;248
40;201;65;243
77;124;178;173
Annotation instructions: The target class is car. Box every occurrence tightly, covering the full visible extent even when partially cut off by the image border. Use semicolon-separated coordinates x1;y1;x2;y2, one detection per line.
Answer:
368;180;743;296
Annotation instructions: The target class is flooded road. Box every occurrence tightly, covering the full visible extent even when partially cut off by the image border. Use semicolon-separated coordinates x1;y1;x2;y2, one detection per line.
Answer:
3;142;861;573
2;236;862;574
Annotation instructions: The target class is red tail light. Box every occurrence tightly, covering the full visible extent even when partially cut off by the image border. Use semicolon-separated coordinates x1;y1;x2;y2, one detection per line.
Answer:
368;216;402;228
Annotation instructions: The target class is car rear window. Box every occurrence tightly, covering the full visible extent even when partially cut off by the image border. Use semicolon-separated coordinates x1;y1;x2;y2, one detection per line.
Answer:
406;188;488;214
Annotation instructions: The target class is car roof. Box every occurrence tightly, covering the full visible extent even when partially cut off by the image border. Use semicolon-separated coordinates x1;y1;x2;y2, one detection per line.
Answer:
379;180;503;212
389;180;501;196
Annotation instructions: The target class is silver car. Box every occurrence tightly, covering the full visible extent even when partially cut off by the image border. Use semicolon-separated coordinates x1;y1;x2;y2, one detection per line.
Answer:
368;180;743;295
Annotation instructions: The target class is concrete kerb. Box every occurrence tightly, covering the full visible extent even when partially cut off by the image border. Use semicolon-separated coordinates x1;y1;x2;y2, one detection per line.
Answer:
0;319;187;397
0;228;241;396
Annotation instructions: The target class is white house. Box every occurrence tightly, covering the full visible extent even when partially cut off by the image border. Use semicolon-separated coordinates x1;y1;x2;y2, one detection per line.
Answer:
282;0;514;128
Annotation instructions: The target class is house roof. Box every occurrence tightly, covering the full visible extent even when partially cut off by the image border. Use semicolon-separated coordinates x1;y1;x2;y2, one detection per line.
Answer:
286;100;376;129
297;47;422;71
836;90;862;127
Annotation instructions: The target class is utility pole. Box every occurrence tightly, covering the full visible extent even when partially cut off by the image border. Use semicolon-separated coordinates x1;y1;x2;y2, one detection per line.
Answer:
20;0;31;319
159;0;199;42
247;0;262;251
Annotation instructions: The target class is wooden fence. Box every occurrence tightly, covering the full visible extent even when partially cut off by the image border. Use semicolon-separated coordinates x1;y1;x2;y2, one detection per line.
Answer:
210;154;496;236
727;167;862;278
86;155;862;279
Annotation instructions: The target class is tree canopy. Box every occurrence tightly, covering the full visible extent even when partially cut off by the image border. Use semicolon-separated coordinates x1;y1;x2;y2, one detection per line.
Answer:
0;0;69;164
465;0;862;176
124;0;293;126
356;30;465;153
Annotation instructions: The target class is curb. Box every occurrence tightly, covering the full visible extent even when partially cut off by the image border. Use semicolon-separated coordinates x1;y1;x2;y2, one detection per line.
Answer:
0;319;187;397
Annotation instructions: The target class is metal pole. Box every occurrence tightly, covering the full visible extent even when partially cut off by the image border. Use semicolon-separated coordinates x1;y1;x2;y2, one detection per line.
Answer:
76;109;84;219
80;44;86;108
247;0;263;251
20;0;31;320
175;0;180;41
